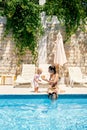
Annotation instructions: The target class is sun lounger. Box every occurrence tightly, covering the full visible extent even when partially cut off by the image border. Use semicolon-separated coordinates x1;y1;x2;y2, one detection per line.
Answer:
14;64;35;87
38;64;51;87
68;67;87;87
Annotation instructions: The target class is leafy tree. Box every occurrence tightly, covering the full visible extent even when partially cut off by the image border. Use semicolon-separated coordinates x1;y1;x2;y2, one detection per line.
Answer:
3;0;43;57
0;0;87;62
44;0;87;38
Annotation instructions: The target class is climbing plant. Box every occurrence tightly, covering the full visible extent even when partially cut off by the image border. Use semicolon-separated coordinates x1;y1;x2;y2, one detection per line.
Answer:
1;0;87;63
3;0;43;63
44;0;87;39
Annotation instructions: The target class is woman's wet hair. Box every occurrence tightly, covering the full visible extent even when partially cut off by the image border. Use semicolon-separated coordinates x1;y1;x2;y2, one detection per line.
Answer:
48;65;56;74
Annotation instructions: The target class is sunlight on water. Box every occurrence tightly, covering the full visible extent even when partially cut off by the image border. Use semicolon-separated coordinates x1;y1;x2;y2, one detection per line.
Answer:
0;96;87;130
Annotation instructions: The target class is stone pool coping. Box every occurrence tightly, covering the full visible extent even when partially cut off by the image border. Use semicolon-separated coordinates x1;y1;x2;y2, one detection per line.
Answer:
0;84;87;95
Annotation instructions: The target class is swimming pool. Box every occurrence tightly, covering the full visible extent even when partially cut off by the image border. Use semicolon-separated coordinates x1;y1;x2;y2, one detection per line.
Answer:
0;94;87;130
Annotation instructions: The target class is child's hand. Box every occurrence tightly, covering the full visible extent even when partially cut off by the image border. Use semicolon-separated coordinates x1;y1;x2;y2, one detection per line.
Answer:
41;75;49;82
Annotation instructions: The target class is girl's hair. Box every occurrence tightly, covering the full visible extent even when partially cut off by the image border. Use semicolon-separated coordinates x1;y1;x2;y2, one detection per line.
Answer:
48;65;56;74
37;68;42;74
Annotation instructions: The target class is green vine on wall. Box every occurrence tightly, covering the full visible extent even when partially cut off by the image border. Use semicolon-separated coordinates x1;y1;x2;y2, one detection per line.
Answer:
3;0;43;64
44;0;87;39
1;0;87;64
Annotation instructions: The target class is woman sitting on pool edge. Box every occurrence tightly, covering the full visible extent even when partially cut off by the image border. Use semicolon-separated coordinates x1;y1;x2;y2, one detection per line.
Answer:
42;65;59;99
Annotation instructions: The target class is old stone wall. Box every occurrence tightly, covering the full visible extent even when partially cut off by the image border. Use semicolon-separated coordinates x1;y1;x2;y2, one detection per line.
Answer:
65;31;87;74
46;28;87;76
0;19;32;76
0;17;87;78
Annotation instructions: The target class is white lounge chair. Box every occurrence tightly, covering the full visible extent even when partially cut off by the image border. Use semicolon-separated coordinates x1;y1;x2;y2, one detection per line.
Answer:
0;76;2;84
68;67;87;87
14;64;35;87
38;64;51;87
39;64;50;78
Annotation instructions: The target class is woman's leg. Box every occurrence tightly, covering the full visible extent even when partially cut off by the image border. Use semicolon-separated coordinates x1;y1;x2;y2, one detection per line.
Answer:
52;92;58;99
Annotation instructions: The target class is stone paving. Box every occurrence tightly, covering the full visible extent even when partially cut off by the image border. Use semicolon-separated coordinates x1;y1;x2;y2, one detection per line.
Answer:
0;84;87;95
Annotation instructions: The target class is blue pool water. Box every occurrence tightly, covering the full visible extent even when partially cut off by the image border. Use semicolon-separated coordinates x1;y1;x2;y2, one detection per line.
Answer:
0;94;87;130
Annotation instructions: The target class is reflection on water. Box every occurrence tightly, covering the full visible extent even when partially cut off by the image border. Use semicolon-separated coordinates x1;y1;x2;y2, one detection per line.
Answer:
0;98;87;130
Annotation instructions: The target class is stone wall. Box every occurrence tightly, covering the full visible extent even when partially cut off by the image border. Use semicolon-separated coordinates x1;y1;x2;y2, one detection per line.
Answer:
45;25;87;75
0;18;32;76
0;17;87;77
65;31;87;74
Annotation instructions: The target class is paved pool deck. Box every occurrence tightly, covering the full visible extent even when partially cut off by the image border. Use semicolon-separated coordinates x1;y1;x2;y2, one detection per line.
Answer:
0;84;87;95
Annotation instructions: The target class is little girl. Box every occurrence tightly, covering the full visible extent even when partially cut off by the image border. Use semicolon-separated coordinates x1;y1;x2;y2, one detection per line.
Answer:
33;68;42;92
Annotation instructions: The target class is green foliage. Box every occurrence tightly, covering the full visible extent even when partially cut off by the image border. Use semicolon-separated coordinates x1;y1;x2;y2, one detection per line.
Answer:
1;0;87;63
44;0;87;38
3;0;43;58
0;0;4;15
